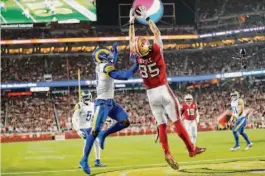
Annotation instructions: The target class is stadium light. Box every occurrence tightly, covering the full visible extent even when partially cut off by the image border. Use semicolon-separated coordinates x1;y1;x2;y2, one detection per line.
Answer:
0;35;198;45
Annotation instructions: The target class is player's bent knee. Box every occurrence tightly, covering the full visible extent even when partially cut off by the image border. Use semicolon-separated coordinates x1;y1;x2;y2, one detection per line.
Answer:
121;119;130;128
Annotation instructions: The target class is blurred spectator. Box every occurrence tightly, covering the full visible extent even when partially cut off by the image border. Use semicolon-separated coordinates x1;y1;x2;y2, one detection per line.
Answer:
198;0;265;20
5;96;57;133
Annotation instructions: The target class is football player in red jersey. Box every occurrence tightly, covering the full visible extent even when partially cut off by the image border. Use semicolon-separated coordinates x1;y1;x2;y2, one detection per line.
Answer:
181;94;200;145
129;6;206;170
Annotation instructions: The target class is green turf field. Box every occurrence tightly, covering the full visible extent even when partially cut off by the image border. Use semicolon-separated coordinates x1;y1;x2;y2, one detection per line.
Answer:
1;129;265;176
0;0;97;24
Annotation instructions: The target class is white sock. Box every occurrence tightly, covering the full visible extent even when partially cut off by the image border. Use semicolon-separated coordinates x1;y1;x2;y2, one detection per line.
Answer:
94;138;100;160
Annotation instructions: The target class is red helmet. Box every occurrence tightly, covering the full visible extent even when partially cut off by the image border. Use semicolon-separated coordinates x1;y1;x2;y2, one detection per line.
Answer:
135;37;151;57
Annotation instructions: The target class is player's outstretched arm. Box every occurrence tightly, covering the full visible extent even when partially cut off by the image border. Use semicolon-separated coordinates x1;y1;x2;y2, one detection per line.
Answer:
104;62;139;80
129;8;136;53
245;108;254;117
147;19;162;45
72;104;86;138
112;42;119;65
72;105;81;131
136;6;163;49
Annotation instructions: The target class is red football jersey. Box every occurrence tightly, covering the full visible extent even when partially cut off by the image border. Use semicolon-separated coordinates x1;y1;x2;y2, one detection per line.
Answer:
182;102;197;121
137;43;167;89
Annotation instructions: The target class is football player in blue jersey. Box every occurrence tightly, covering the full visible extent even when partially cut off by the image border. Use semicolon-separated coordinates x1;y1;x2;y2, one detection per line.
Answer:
78;43;139;174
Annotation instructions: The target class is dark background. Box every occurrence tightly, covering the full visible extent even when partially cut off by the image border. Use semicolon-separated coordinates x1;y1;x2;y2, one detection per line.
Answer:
96;0;195;26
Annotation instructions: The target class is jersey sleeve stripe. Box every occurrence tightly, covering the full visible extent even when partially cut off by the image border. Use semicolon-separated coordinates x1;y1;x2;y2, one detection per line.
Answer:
103;64;116;76
74;103;81;110
234;118;246;131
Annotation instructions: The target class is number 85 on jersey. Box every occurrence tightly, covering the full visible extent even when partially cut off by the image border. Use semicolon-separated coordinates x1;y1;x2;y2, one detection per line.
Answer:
139;63;160;78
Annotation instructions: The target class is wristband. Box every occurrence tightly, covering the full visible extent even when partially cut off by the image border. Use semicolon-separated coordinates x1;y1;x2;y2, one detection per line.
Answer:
146;17;150;21
130;23;134;26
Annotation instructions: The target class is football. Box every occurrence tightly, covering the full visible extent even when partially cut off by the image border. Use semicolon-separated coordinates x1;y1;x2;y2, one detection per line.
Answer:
132;0;164;25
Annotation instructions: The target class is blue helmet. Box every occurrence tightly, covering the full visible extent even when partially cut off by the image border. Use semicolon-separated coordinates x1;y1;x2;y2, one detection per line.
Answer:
92;48;114;63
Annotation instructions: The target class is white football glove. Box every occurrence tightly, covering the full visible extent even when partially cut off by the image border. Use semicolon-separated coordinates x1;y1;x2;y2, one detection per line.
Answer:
135;6;148;20
129;8;135;23
77;130;86;139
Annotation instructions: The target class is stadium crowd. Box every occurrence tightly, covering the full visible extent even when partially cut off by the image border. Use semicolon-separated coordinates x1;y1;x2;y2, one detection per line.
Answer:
2;43;265;83
3;96;57;133
1;81;265;134
198;0;264;20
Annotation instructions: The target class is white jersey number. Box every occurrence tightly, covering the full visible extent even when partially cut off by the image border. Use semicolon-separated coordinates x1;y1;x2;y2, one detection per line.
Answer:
139;63;160;78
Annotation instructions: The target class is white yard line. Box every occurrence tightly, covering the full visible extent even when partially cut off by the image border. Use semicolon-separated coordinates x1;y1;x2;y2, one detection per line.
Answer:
12;0;37;23
62;0;96;21
26;150;55;153
2;155;265;175
0;14;7;23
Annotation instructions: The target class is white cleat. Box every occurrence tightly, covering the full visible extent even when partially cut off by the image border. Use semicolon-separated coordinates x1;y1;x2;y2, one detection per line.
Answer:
230;146;240;151
245;142;253;150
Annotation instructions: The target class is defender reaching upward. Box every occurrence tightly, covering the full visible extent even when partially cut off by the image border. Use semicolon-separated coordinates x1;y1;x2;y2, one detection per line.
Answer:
78;43;139;175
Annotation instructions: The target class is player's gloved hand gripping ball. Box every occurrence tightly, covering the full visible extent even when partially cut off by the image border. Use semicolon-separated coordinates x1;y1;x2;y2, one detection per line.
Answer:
132;0;164;25
135;6;148;19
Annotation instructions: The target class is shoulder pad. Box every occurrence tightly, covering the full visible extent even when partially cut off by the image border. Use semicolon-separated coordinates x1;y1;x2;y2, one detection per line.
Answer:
103;64;116;74
238;99;244;105
74;103;81;110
